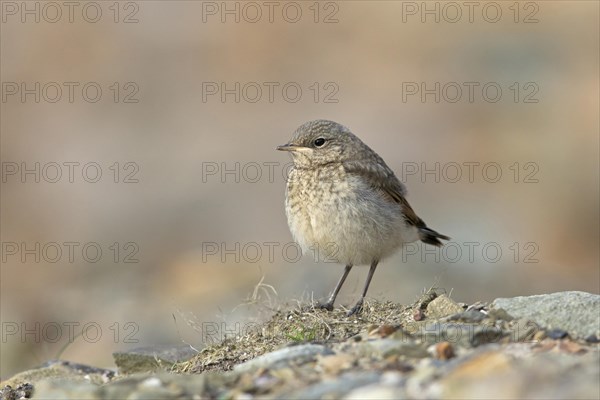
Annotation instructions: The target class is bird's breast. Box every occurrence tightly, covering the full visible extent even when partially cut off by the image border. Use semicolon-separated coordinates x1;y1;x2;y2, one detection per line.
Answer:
284;165;415;265
285;166;350;240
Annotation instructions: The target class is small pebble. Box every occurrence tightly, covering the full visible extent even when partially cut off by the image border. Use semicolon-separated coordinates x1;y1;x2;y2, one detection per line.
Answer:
368;324;397;338
448;310;487;323
533;330;547;342
584;334;599;343
432;341;455;360
140;377;162;388
546;329;568;340
413;309;425;321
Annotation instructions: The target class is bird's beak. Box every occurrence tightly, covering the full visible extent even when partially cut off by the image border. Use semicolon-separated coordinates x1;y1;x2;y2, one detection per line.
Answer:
276;143;300;152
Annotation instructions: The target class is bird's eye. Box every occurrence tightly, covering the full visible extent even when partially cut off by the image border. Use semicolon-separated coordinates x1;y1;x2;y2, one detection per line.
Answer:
313;138;326;147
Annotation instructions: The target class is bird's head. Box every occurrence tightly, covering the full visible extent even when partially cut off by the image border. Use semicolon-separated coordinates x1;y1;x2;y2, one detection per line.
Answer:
277;120;369;168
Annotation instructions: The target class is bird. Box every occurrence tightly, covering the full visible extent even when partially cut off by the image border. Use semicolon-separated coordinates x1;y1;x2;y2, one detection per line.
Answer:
277;119;449;316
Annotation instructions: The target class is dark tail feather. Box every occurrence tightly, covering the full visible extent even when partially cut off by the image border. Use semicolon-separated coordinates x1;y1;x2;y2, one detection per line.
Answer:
419;226;450;247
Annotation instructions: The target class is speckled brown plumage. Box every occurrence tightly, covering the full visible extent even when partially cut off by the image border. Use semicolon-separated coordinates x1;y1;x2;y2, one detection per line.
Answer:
278;120;449;315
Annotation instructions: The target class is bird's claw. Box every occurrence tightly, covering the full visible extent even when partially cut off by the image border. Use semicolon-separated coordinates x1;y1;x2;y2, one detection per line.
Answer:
318;301;334;311
346;299;364;316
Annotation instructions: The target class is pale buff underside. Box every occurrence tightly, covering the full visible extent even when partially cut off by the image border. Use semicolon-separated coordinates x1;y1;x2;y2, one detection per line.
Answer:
285;165;420;266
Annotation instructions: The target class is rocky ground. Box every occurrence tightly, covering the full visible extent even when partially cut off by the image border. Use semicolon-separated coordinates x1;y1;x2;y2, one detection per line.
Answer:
2;290;599;399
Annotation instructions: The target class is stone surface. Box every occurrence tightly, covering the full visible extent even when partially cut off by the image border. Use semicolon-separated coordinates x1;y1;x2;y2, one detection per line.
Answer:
0;360;114;389
507;318;538;342
286;371;381;399
492;291;600;339
417;322;505;348
447;310;487;323
232;343;333;374
4;292;599;400
0;383;33;400
344;383;407;400
436;350;600;400
426;294;465;319
29;379;101;400
112;345;198;374
354;338;429;359
31;372;210;400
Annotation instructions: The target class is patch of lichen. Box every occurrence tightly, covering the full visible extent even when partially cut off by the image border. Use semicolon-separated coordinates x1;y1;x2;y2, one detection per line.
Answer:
174;290;442;374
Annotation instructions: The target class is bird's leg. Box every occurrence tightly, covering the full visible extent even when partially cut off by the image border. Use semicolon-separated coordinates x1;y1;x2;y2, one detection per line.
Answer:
319;264;352;311
347;260;379;316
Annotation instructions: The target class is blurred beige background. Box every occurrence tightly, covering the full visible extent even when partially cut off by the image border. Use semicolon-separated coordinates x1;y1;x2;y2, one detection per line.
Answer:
1;1;598;379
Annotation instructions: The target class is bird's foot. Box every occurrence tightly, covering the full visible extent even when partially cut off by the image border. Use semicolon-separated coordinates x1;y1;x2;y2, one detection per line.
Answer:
318;301;334;311
346;298;364;316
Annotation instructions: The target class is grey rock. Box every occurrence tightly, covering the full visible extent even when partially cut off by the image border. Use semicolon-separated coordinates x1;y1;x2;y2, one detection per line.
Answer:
285;371;380;399
0;383;33;400
546;328;569;340
5;293;599;400
506;318;539;343
585;334;599;343
418;322;504;348
344;384;407;400
32;379;100;400
344;372;407;399
404;360;440;398
33;372;209;400
233;344;333;374
486;308;514;322
437;350;600;400
446;310;487;323
426;295;464;319
492;291;600;339
0;360;114;389
112;345;198;374
355;338;429;359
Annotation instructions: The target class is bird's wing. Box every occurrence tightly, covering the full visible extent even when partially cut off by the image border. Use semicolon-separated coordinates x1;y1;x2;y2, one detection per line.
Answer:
343;159;424;228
